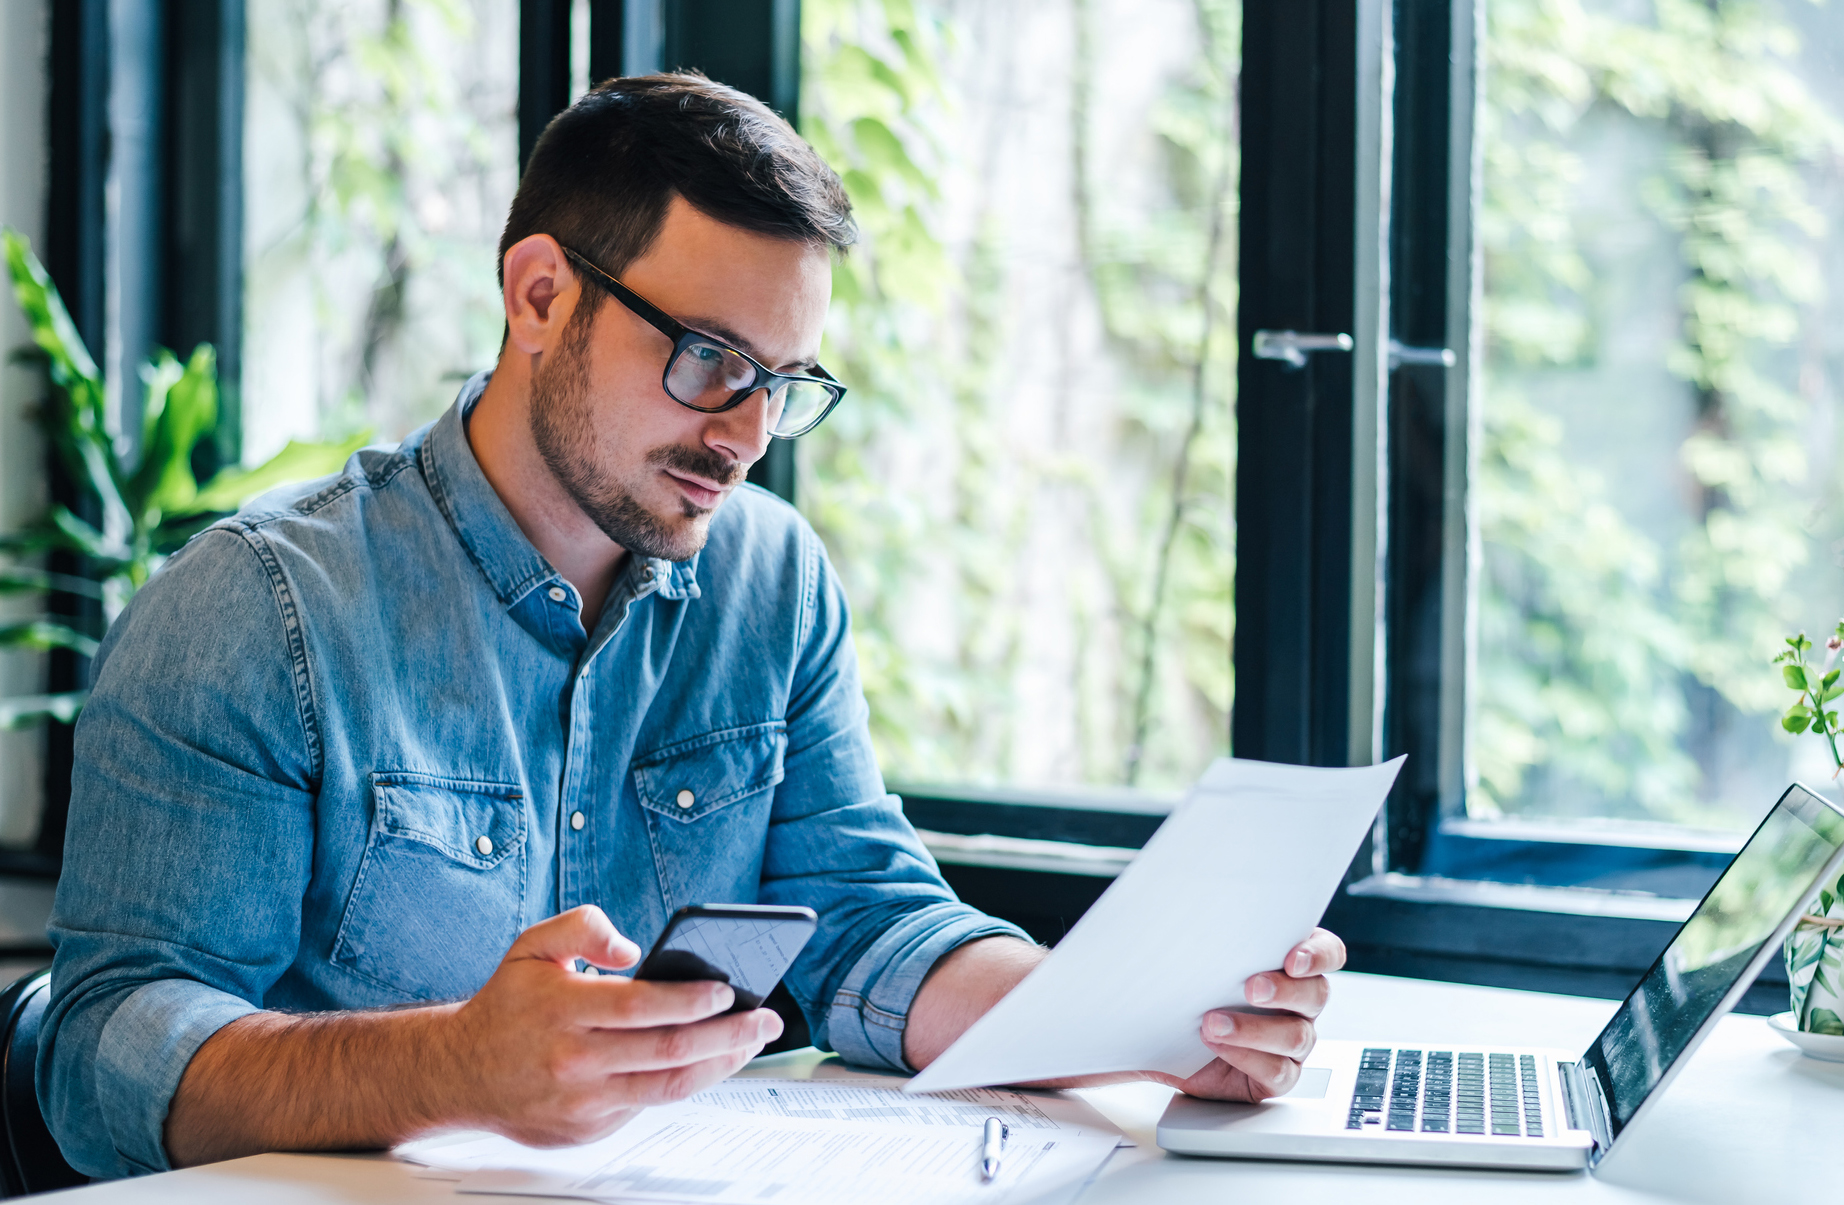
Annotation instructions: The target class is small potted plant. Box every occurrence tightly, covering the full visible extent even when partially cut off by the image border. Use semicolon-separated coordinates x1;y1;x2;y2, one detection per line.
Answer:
1776;625;1844;1040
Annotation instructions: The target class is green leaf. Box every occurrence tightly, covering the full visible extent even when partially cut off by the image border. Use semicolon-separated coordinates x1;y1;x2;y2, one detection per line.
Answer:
850;117;934;195
1809;1009;1844;1037
3;229;131;530
1793;939;1827;973
0;620;99;658
0;691;86;730
45;505;126;562
2;228;103;425
182;432;369;517
1784;713;1813;733
129;344;219;520
0;567;105;600
1785;664;1810;692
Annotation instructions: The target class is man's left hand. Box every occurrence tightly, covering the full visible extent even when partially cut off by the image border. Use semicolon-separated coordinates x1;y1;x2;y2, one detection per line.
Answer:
1150;927;1346;1102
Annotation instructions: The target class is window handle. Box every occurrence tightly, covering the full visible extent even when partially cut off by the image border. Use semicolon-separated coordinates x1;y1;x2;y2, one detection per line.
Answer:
1252;329;1354;369
1388;340;1457;369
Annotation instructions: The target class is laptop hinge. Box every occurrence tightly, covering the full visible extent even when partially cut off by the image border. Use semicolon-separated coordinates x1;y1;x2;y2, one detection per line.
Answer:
1558;1061;1585;1131
1558;1061;1612;1157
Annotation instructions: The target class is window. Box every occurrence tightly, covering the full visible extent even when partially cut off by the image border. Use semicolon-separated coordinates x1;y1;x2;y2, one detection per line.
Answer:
799;0;1240;794
1472;0;1844;835
23;0;1829;1006
1378;0;1844;891
241;0;520;458
1322;0;1844;1012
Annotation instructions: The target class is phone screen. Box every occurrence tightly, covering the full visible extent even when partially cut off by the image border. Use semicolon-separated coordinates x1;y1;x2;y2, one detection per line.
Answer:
635;905;817;1012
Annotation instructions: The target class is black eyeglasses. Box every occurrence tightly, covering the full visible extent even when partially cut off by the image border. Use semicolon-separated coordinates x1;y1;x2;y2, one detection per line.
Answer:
559;244;846;439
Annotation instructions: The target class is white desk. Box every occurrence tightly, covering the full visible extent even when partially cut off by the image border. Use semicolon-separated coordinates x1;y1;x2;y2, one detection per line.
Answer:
44;972;1843;1203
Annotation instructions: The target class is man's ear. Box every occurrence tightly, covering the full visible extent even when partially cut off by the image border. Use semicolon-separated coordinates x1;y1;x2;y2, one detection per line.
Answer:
501;234;578;355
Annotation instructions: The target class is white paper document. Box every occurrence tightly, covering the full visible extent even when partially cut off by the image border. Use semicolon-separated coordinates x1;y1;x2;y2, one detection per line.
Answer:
685;1078;1124;1139
396;1077;1123;1204
906;756;1404;1093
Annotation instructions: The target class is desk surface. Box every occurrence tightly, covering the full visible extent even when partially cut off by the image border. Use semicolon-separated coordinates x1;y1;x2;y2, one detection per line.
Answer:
45;972;1842;1203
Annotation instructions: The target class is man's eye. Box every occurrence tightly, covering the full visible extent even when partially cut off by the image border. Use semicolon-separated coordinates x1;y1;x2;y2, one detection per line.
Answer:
691;345;724;364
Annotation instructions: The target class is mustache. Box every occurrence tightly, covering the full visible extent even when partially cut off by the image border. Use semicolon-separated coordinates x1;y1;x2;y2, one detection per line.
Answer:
648;443;746;488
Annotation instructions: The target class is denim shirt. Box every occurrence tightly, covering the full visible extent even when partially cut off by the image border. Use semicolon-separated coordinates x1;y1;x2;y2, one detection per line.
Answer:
40;374;1026;1178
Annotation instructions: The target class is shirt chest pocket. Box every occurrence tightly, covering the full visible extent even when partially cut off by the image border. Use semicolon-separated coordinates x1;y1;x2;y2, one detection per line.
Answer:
633;723;786;909
332;773;528;1000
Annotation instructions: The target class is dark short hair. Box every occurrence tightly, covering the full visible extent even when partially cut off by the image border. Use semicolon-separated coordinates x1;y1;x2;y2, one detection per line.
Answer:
498;72;856;304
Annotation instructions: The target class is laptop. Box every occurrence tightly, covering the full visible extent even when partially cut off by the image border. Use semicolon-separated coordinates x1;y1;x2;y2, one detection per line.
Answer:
1156;783;1844;1172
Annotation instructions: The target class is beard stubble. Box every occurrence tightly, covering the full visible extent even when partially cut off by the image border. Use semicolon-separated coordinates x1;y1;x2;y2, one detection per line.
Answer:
528;309;745;563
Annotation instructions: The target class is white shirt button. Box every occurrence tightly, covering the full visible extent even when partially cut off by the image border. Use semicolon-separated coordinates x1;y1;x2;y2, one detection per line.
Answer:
570;811;585;831
475;835;494;856
548;586;567;602
676;789;695;809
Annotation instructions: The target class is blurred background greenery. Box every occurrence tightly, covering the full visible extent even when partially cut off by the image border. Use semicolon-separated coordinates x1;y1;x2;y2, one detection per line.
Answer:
1475;0;1844;831
225;0;1844;824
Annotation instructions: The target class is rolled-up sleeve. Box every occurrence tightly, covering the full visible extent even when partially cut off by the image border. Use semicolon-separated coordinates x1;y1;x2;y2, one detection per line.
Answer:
821;901;1031;1071
40;528;317;1178
762;531;1031;1071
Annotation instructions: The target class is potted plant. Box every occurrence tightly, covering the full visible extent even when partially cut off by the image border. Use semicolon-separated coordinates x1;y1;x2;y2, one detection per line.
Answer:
1;228;363;753
1775;626;1844;1037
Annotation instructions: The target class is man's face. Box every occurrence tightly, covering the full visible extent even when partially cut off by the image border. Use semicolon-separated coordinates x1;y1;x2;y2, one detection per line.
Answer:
529;197;832;562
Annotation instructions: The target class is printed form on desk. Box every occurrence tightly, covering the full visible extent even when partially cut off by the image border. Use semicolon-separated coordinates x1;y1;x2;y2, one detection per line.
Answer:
395;1078;1126;1204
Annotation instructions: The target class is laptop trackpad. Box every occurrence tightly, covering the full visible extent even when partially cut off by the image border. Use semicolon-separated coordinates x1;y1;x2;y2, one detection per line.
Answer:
1282;1067;1332;1100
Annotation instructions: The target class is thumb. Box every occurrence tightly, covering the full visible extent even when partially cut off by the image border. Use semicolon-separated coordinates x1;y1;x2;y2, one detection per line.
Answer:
508;905;641;972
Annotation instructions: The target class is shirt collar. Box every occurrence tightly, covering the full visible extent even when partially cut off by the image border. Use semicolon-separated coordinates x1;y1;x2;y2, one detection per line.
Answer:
419;372;701;609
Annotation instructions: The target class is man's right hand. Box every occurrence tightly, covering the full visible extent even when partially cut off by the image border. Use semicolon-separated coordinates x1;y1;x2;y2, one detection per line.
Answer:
445;905;782;1146
164;905;782;1167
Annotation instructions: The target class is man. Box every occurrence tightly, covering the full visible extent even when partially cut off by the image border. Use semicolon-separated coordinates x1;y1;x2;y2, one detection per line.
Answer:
41;75;1344;1178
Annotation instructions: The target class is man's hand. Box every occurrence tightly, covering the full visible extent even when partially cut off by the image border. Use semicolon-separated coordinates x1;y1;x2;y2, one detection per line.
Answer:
444;906;783;1146
904;927;1346;1103
165;905;781;1166
1156;926;1346;1102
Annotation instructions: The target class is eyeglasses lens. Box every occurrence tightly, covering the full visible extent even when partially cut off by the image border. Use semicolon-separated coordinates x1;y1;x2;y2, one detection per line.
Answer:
666;339;836;437
666;340;757;407
770;381;834;437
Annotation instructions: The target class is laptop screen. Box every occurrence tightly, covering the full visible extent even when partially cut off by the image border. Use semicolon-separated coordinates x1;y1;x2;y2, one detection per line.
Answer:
1581;784;1844;1141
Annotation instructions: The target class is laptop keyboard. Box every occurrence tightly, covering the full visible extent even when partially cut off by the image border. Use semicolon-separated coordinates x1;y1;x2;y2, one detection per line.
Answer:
1346;1048;1546;1138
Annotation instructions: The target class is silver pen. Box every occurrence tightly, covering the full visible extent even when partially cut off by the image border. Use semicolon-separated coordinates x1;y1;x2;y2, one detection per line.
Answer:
980;1116;1008;1182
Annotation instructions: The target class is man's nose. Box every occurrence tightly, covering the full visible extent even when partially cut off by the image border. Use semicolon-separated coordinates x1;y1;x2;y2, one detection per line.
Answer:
703;388;775;468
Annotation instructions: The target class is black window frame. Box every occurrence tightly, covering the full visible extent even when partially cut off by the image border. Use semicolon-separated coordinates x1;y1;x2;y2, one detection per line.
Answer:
1328;0;1783;1013
881;0;1785;1015
31;0;245;880
22;0;1779;1012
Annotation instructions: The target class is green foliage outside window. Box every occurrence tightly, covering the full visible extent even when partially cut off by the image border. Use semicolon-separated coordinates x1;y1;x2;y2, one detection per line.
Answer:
798;0;1240;790
51;0;1826;823
1478;0;1844;825
244;0;515;445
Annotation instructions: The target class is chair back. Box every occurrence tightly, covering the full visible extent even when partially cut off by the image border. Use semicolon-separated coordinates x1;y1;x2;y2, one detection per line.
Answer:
0;970;84;1197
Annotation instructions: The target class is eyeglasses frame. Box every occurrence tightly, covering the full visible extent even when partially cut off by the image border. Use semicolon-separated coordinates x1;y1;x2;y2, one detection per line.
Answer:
557;244;846;439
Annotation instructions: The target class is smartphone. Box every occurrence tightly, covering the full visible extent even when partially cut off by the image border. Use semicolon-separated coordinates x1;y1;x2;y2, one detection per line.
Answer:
633;903;818;1013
